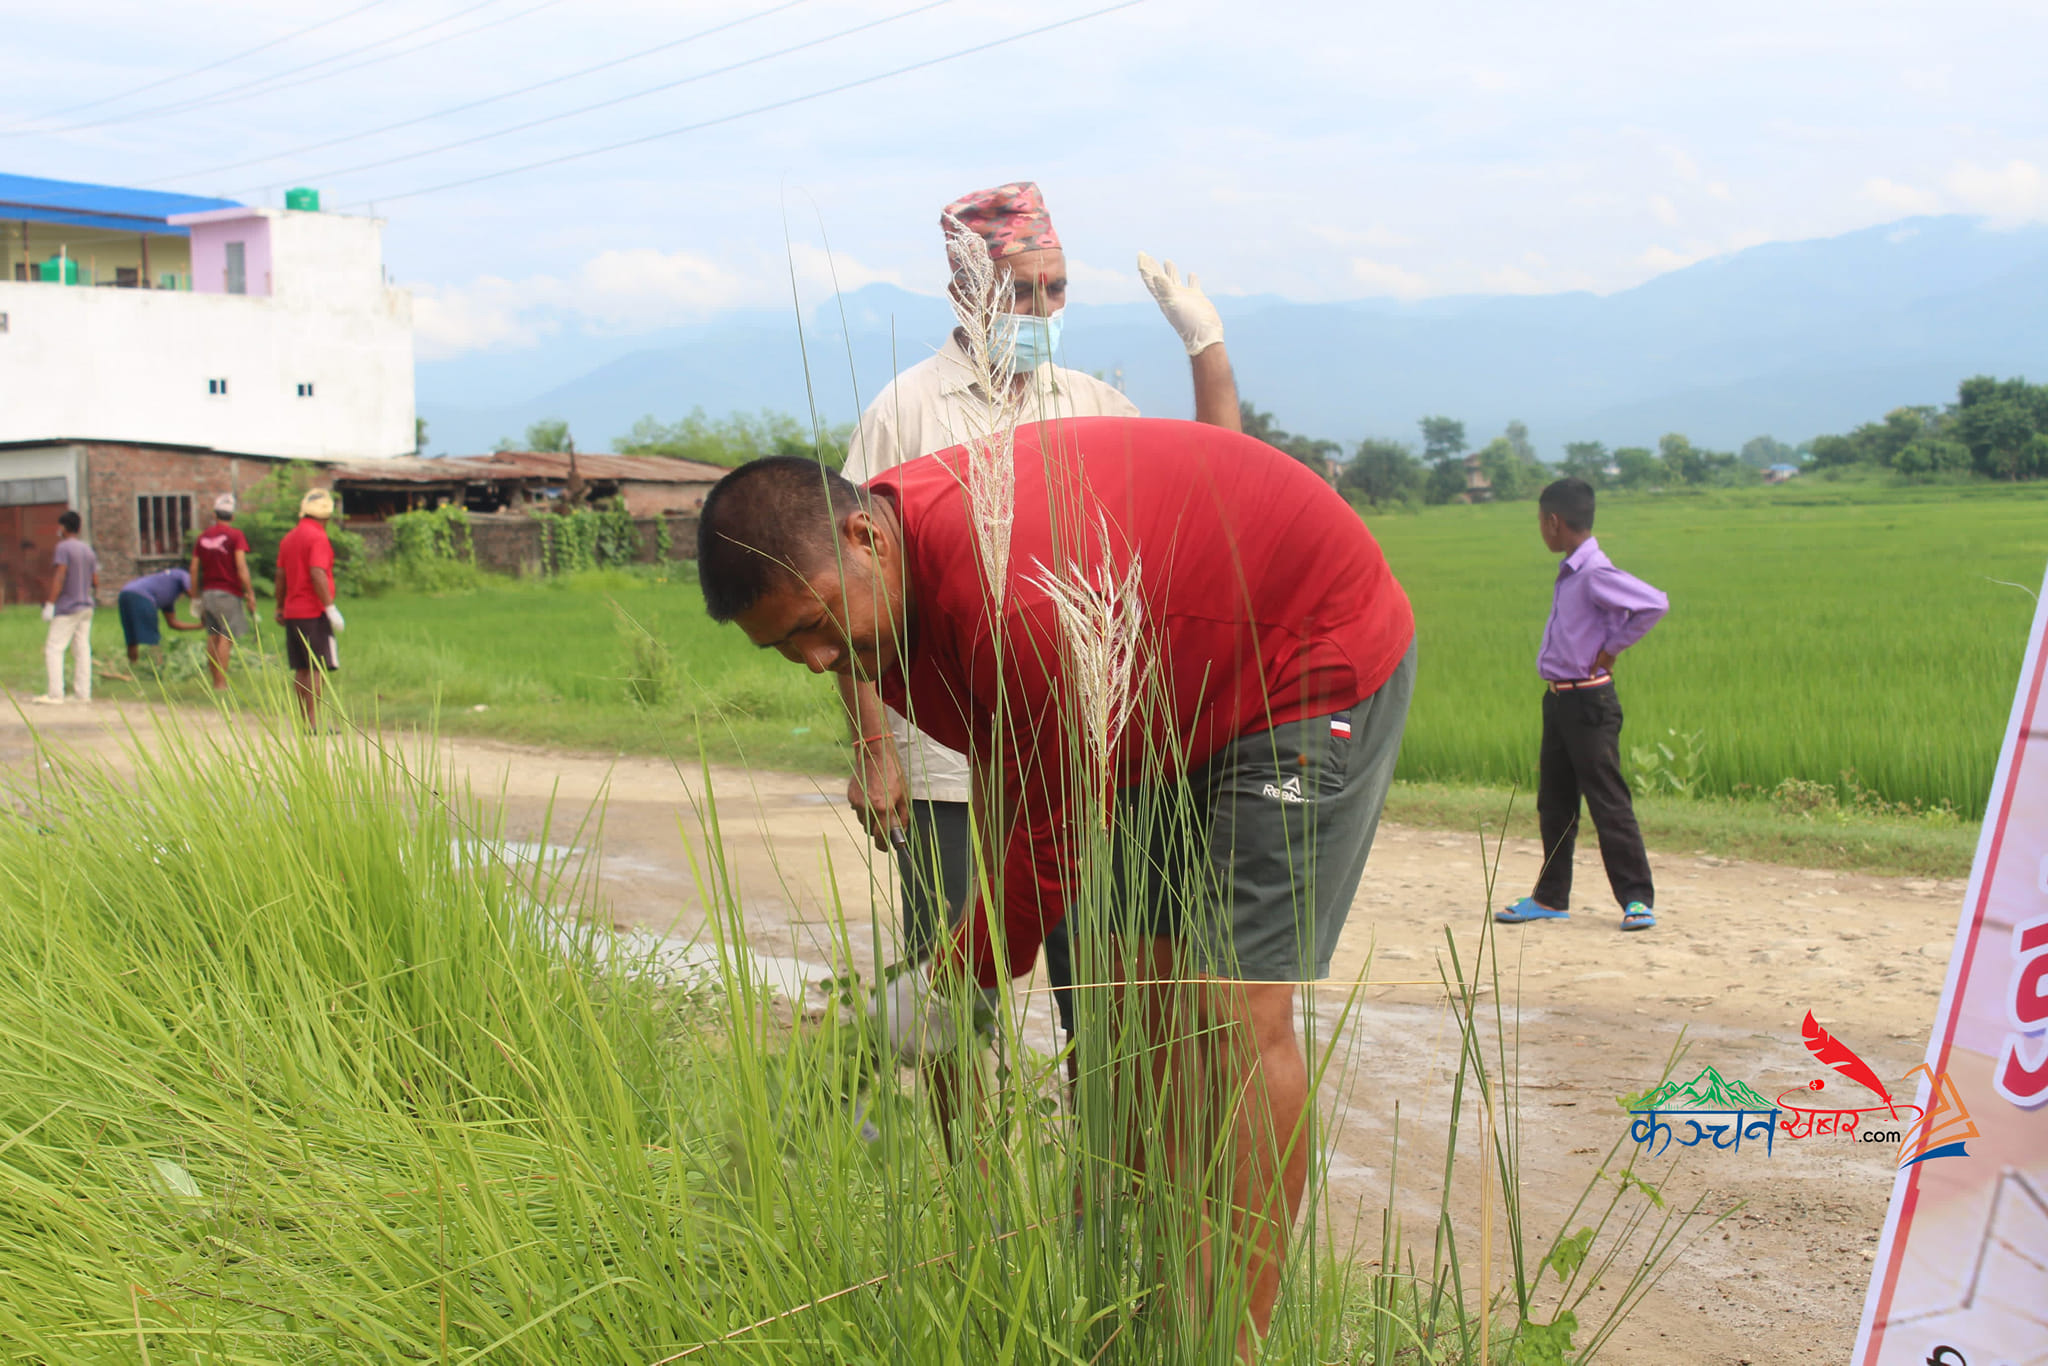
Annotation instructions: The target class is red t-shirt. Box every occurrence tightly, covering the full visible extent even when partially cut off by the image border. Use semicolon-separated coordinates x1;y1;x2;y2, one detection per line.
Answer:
277;518;335;619
194;523;250;595
869;416;1414;984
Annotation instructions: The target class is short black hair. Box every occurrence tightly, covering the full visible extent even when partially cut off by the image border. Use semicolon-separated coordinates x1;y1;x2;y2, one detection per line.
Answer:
1538;477;1595;532
57;510;81;533
697;456;867;622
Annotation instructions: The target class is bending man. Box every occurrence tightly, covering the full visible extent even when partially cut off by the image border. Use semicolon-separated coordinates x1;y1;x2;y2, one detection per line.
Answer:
844;179;1241;1044
697;417;1414;1355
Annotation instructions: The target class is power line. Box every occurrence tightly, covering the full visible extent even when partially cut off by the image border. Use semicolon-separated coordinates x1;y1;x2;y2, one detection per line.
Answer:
347;0;1145;208
281;0;954;194
22;0;520;137
150;0;821;189
3;0;393;130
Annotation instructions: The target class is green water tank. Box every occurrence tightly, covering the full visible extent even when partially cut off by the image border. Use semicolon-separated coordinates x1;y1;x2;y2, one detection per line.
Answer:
285;186;321;212
38;255;78;285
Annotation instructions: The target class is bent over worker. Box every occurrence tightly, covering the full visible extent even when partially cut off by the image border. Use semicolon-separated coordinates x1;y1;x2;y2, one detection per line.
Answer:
843;179;1242;1047
696;417;1414;1358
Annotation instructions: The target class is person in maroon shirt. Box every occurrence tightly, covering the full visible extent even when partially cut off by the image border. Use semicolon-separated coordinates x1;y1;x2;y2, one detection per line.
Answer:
188;493;257;690
697;416;1415;1352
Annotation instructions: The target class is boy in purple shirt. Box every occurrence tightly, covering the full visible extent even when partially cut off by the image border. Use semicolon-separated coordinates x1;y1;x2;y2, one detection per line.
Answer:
1497;477;1669;931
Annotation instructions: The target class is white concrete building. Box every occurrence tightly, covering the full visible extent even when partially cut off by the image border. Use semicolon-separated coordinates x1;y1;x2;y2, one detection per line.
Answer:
0;173;414;462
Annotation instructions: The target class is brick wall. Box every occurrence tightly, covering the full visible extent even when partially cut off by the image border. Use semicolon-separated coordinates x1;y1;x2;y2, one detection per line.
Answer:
353;512;699;580
80;442;322;587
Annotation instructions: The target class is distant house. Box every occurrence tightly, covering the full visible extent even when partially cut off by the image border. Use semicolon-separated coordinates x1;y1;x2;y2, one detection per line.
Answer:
0;172;413;597
1459;452;1494;503
1764;463;1802;484
331;451;730;522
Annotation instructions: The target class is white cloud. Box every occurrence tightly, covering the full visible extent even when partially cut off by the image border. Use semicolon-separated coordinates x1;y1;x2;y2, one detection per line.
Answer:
783;243;906;297
1649;194;1681;226
1480;265;1546;294
1862;176;1943;214
1946;159;2048;225
1348;257;1430;298
1064;256;1149;304
1637;244;1707;272
573;248;750;329
413;276;557;360
1707;181;1732;201
1902;63;1953;95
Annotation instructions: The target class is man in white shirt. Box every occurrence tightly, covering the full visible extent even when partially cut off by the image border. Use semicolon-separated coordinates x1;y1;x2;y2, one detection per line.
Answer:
839;180;1241;1043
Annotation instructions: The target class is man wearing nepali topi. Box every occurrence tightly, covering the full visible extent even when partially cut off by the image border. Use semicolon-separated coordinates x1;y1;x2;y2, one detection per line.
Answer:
695;416;1414;1358
841;179;1243;1049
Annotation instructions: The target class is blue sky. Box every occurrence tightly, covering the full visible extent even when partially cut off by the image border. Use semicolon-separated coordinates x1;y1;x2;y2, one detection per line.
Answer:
3;0;2042;359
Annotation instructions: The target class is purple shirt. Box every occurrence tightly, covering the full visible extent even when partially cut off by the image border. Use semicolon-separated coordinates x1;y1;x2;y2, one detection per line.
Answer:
51;538;97;614
1536;537;1668;681
121;567;191;612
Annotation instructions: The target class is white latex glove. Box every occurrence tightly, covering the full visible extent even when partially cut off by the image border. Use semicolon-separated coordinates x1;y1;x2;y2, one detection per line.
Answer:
1137;251;1226;356
41;603;55;623
323;604;346;633
874;964;959;1068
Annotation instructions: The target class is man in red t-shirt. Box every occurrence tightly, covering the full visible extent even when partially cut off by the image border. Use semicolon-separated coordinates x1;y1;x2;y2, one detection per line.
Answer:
274;488;346;729
188;492;257;689
697;417;1415;1349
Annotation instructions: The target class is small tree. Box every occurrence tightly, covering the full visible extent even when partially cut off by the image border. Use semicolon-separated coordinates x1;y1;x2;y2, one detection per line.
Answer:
1343;438;1424;508
1613;447;1660;489
1424;456;1467;505
1559;441;1610;486
1419;415;1466;463
522;418;573;453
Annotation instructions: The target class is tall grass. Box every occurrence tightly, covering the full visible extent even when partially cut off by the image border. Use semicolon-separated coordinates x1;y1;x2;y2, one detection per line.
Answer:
1373;484;2048;812
0;685;1699;1361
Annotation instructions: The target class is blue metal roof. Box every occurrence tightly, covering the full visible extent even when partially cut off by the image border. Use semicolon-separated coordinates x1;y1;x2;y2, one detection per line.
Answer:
0;173;241;235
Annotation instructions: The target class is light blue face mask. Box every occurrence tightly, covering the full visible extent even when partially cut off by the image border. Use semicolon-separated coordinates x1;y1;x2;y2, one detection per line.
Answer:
996;307;1064;371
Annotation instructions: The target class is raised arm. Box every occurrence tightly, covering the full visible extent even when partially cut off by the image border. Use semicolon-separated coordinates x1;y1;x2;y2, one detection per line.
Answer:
1139;252;1241;432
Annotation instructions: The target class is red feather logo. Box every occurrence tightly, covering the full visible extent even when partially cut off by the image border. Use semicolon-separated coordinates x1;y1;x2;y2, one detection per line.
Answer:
1801;1011;1898;1117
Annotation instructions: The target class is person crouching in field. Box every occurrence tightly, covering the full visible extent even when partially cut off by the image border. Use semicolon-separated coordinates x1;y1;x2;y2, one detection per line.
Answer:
695;418;1415;1358
189;493;257;689
1496;476;1668;932
275;488;346;730
115;564;201;669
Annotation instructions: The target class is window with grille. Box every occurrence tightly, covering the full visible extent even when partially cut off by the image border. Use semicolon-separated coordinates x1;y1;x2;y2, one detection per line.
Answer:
207;378;228;396
296;382;314;397
0;476;67;506
136;494;194;557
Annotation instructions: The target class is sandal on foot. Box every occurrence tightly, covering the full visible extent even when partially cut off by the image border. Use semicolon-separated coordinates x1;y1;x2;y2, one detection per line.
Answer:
1496;897;1570;924
1621;902;1656;931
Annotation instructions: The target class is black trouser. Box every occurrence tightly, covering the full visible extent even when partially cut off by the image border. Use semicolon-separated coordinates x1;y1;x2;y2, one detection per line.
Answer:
897;799;1077;1037
1532;683;1655;911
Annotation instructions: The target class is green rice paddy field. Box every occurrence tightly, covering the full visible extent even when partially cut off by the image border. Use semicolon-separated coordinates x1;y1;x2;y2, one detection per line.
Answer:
6;484;2041;816
1369;484;2047;813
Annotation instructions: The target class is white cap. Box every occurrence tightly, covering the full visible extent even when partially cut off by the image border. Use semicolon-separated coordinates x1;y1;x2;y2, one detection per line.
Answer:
214;492;237;515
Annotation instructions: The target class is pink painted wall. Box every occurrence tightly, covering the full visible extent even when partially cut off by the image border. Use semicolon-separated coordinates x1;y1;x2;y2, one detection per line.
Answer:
188;214;272;297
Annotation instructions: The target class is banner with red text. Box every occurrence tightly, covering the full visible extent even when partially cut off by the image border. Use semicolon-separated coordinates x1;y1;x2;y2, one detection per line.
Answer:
1853;562;2048;1365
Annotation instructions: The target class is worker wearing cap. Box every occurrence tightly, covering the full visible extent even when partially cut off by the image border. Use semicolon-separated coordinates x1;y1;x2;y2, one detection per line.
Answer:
189;493;257;690
841;180;1241;1042
275;488;346;730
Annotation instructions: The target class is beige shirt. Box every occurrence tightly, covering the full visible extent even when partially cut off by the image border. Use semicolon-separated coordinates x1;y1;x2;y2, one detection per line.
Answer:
844;332;1141;803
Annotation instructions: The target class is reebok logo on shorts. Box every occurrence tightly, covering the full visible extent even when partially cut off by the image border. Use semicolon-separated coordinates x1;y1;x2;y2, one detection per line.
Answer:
1262;774;1306;804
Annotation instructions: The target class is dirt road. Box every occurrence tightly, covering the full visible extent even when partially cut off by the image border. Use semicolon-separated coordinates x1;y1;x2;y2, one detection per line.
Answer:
4;701;1968;1362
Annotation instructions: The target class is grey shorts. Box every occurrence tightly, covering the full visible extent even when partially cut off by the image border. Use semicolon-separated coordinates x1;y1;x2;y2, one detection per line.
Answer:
200;590;248;639
1113;641;1415;981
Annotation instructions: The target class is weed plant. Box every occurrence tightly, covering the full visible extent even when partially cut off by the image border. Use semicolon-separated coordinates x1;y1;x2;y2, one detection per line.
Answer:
0;689;1702;1361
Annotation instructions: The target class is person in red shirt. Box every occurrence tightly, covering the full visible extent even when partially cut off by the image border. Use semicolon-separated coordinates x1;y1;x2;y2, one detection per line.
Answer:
188;492;257;690
274;488;346;729
697;416;1415;1353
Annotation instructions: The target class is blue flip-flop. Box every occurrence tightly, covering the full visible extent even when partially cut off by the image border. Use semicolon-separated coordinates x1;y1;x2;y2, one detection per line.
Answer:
1496;897;1570;924
1621;902;1657;931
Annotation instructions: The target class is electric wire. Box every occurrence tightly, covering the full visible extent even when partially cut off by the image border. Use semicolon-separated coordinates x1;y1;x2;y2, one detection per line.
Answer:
344;0;1144;208
150;0;821;189
1;0;392;131
24;0;523;137
274;0;954;196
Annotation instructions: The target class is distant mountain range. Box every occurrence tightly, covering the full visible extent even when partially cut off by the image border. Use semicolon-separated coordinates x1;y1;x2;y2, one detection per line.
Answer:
418;215;2048;460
